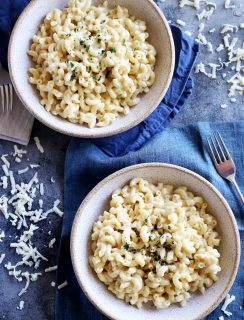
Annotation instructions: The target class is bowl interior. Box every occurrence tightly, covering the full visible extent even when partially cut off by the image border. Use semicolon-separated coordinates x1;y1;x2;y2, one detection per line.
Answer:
8;0;174;138
71;163;240;320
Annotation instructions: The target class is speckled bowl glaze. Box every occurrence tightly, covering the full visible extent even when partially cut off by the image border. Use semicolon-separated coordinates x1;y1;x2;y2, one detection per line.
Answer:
71;163;240;320
8;0;175;138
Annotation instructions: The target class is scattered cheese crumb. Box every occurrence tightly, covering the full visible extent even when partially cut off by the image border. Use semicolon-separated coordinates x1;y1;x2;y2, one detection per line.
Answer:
221;294;235;316
34;137;44;154
48;238;56;248
197;2;217;20
58;281;68;290
18;167;29;175
51;177;55;183
51;281;56;287
0;230;5;242
17;300;25;310
224;0;235;9
45;265;57;273
30;164;40;169
176;19;186;26
0;253;6;264
221;104;228;109
221;24;238;34
216;44;224;52
219;317;224;320
209;28;216;33
39;183;44;196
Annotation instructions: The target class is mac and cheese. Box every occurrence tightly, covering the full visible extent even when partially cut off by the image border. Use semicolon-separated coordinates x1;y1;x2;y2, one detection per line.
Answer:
90;178;221;308
28;0;156;128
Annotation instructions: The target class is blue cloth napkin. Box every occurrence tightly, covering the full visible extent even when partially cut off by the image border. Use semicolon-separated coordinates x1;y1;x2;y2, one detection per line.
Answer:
57;121;244;320
0;0;29;70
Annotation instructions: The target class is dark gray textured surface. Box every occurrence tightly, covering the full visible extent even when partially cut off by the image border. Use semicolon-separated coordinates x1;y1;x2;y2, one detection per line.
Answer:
0;0;244;319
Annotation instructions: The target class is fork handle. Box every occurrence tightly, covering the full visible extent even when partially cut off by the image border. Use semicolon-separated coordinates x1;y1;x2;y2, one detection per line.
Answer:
231;179;244;206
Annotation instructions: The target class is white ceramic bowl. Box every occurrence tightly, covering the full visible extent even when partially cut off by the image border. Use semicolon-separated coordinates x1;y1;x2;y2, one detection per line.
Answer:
8;0;175;138
71;163;240;320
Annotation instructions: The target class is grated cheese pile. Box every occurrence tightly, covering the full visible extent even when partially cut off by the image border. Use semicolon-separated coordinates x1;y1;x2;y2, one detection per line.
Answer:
0;141;64;310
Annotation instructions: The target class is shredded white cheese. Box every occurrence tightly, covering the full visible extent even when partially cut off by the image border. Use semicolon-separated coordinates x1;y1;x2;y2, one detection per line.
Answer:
197;2;217;20
224;0;235;9
220;104;228;109
221;294;235;316
17;300;25;310
176;19;186;26
18;167;29;175
219;316;224;320
0;144;62;304
0;230;5;242
34;137;44;154
221;24;238;34
45;265;57;273
0;253;6;264
58;281;68;290
48;238;56;248
51;281;56;287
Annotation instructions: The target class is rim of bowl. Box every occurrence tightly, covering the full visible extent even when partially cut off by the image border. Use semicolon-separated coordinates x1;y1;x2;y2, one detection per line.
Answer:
8;0;175;138
70;163;240;320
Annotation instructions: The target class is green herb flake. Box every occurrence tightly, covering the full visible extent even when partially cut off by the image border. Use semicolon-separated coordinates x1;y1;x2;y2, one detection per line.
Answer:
168;225;171;230
86;45;90;52
80;40;85;45
101;19;106;24
123;243;129;250
70;62;75;68
70;75;75;81
108;48;116;53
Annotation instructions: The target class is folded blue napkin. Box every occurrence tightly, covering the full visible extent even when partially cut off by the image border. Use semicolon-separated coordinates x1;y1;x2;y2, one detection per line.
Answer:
57;121;243;320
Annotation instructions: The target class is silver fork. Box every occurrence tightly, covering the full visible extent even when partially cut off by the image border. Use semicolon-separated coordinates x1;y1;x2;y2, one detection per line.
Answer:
207;131;244;205
0;83;13;113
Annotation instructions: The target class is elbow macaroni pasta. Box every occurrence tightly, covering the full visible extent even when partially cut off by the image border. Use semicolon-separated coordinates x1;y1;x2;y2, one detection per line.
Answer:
28;0;156;128
89;178;221;309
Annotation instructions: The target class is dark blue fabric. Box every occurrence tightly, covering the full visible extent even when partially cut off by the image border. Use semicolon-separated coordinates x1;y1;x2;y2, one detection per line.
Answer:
93;26;199;157
57;121;244;320
0;0;29;70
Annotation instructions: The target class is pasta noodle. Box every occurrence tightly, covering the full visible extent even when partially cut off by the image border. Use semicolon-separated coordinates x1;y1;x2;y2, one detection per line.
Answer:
28;0;157;128
89;178;221;308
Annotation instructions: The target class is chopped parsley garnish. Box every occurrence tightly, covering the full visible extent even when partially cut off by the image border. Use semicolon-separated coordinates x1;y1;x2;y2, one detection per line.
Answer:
70;75;75;81
144;218;148;224
123;243;129;250
92;75;97;80
86;45;90;52
100;49;106;55
168;225;171;230
108;48;116;53
74;28;78;32
70;62;74;68
80;40;85;45
101;19;106;24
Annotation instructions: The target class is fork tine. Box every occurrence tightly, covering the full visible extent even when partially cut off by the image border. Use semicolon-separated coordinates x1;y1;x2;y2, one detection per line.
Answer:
217;131;232;160
9;84;13;112
4;85;9;112
207;138;218;165
214;132;226;161
210;136;222;163
0;85;4;112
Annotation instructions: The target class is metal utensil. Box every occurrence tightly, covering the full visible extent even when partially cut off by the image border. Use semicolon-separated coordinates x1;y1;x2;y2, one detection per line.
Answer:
207;131;244;205
0;83;13;112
